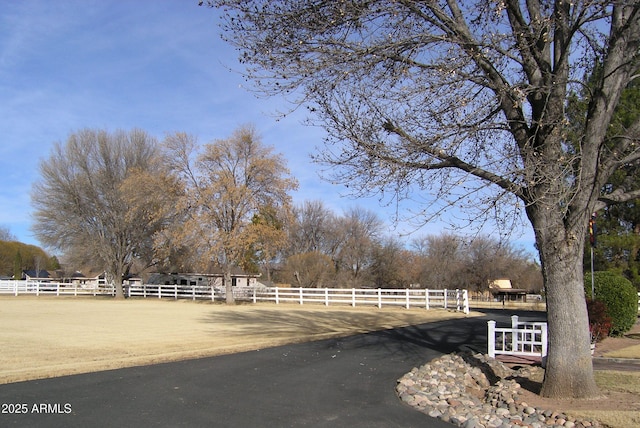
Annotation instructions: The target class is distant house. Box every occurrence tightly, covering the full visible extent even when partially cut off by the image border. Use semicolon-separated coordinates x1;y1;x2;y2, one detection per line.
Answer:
146;271;261;289
22;270;52;282
488;278;527;302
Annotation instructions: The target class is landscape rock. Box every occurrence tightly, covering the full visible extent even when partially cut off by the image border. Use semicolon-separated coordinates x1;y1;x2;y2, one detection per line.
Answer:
396;353;601;428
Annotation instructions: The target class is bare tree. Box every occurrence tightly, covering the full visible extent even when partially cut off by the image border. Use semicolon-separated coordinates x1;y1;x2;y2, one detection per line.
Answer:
0;226;16;242
164;125;298;303
209;0;639;397
31;128;180;298
333;207;384;287
287;200;338;256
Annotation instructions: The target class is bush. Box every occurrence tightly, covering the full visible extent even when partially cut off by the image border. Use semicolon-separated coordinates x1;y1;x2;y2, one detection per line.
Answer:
586;299;612;342
584;271;638;336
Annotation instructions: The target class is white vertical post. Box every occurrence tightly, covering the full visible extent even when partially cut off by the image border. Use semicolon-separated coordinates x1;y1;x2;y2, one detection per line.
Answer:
487;321;496;358
377;288;382;309
299;287;303;305
425;289;430;310
541;323;548;357
405;289;410;309
511;315;519;328
174;284;178;300
463;289;469;314
252;287;257;304
325;288;329;306
275;287;279;304
14;282;18;296
351;288;356;307
443;289;447;309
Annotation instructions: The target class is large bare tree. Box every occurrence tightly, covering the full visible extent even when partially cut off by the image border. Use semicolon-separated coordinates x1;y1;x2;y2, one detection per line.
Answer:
164;125;298;303
32;128;180;298
208;1;640;398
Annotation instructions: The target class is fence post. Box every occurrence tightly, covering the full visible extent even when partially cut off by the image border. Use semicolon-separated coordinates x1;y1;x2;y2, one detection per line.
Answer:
405;289;410;309
14;281;18;296
487;321;496;358
511;315;519;328
425;289;430;310
463;289;469;314
352;288;356;307
252;287;257;304
377;288;382;309
541;323;548;357
275;287;279;304
174;284;178;300
325;288;329;306
443;289;447;309
299;287;303;305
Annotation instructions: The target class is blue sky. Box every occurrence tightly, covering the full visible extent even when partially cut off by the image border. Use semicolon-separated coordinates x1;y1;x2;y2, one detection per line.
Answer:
0;1;536;255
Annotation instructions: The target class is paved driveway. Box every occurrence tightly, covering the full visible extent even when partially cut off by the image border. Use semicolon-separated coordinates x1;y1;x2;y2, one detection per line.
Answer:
0;311;542;427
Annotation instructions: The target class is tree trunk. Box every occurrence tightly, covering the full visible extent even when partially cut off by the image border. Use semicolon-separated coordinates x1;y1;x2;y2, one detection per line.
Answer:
224;270;235;304
528;207;600;398
114;278;125;299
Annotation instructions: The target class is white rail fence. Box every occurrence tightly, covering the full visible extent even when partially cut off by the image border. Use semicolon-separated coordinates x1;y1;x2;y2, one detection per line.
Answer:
1;280;469;314
487;315;547;361
128;284;469;313
0;280;115;296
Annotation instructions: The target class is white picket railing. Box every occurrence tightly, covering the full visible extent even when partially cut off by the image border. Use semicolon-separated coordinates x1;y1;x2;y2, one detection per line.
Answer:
0;280;115;296
487;315;547;359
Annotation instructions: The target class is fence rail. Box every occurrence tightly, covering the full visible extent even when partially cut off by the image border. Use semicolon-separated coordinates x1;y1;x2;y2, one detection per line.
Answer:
487;315;547;360
0;280;115;296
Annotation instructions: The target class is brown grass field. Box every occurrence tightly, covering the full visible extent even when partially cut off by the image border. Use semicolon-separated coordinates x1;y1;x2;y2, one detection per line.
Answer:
0;296;472;385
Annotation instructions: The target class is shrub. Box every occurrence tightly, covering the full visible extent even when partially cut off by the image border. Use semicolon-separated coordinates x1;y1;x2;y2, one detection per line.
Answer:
584;271;638;336
586;299;612;343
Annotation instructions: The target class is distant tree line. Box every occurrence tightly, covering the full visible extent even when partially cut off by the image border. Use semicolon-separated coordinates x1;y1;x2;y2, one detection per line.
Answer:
30;126;541;298
274;202;542;294
0;227;60;279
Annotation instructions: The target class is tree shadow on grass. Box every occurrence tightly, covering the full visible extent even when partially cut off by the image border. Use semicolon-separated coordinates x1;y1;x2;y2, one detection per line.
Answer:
198;306;493;362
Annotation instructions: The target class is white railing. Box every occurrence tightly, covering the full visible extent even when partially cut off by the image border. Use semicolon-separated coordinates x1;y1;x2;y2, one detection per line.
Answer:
0;280;469;314
0;280;115;296
127;284;220;301
487;315;547;359
125;285;469;313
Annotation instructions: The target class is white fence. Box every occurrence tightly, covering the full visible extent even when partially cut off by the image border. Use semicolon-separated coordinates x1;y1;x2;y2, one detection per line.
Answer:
249;287;469;313
1;280;468;314
487;315;547;360
0;280;115;296
128;284;469;313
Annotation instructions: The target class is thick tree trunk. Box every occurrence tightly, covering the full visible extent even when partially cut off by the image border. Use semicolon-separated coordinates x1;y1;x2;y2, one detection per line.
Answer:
114;279;125;299
224;270;235;304
528;207;600;398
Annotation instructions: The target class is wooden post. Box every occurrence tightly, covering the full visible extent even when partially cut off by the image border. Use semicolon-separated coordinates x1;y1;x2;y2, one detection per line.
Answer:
377;288;382;309
351;288;356;307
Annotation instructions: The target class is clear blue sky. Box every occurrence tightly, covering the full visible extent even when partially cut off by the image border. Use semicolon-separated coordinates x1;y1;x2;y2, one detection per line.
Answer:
0;1;536;255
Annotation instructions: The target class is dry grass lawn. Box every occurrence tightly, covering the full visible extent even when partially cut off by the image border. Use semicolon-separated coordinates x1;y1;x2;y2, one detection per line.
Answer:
0;296;473;384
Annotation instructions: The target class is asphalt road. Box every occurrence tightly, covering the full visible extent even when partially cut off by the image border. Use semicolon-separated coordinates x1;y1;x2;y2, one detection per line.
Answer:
0;310;542;428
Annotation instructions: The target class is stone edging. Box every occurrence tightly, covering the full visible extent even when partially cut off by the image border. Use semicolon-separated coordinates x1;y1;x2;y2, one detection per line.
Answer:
396;352;601;428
